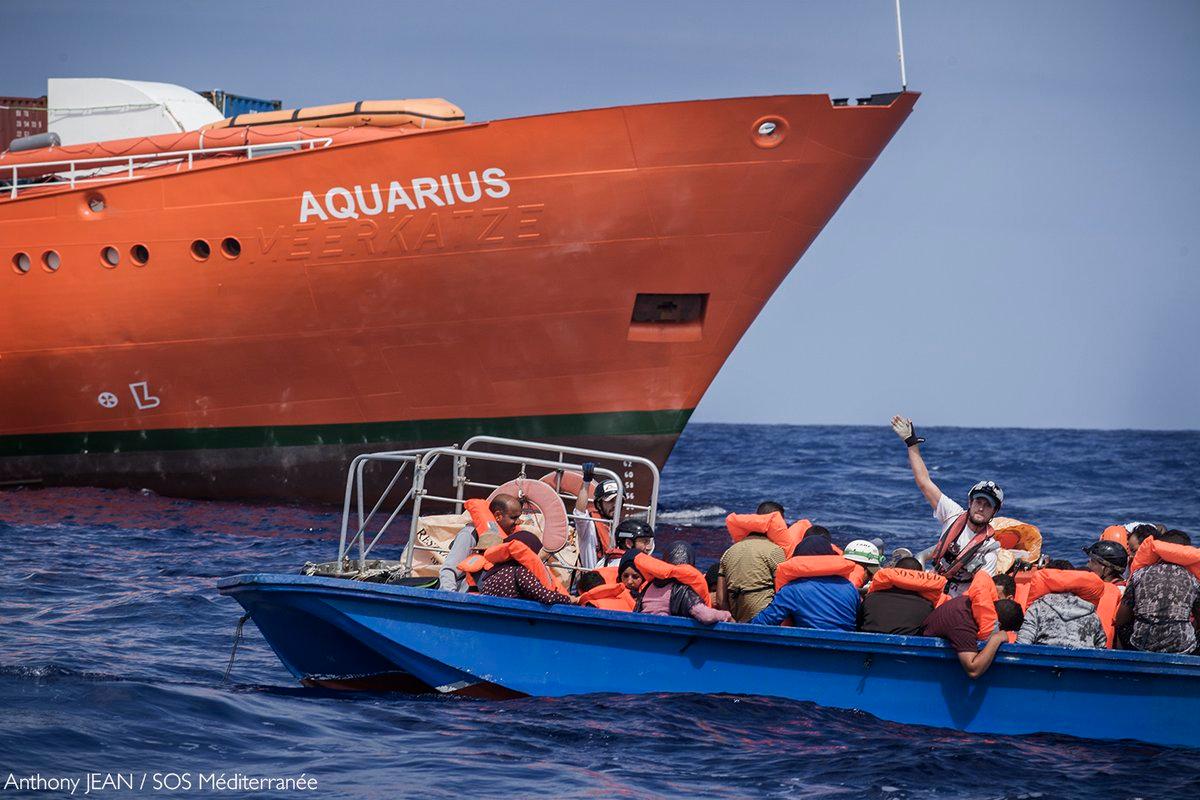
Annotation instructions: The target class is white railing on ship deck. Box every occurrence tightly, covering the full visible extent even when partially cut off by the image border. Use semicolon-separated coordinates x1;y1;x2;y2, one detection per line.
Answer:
3;137;334;199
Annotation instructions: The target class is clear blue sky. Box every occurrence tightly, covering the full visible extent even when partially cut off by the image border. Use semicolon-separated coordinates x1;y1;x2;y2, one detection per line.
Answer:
7;1;1198;430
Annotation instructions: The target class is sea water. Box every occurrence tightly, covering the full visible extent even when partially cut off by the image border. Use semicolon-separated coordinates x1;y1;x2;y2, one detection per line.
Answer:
2;424;1198;799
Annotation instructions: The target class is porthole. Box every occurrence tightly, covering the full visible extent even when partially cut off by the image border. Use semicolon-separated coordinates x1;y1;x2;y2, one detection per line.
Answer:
220;237;241;259
101;246;119;268
191;239;211;261
130;244;149;266
42;250;61;272
751;115;788;149
86;193;106;213
12;252;31;274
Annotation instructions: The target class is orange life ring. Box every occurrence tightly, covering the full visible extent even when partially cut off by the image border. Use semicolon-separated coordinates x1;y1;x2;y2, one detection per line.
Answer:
489;478;570;553
540;470;611;551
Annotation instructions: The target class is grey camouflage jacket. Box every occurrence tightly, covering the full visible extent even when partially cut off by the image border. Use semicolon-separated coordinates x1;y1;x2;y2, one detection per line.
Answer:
1016;593;1107;649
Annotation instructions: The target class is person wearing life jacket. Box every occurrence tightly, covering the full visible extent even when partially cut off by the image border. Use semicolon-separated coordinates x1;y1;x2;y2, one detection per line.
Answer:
477;530;575;606
1082;541;1129;647
576;570;636;612
438;493;523;592
566;462;615;571
750;538;862;630
1125;523;1162;558
1016;562;1108;649
843;540;884;591
892;415;1003;597
1116;529;1200;654
1083;540;1129;585
921;571;1025;679
717;504;789;622
602;518;656;567
858;556;945;636
634;543;733;625
617;552;645;596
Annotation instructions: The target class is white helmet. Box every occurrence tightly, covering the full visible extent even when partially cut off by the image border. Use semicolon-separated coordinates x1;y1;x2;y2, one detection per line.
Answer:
843;539;883;566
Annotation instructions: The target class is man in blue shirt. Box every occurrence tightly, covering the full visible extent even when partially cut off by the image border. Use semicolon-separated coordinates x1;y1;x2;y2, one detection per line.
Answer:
750;538;860;630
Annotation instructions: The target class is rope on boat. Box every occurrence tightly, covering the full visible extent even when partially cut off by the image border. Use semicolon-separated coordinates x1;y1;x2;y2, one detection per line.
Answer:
223;612;252;682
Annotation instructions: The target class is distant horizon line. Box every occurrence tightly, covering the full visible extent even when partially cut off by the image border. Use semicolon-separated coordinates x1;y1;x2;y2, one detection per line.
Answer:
687;419;1200;434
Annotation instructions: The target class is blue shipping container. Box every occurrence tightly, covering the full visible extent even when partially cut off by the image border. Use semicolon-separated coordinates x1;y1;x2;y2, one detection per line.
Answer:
197;90;282;117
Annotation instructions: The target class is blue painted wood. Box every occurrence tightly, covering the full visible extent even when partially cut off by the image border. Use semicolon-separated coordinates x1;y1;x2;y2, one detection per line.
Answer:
218;573;1200;748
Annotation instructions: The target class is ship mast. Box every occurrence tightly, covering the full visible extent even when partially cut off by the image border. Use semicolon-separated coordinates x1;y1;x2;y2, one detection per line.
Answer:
895;0;908;91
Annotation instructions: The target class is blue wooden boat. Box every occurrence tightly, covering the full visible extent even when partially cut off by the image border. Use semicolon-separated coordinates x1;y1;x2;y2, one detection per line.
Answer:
218;573;1200;749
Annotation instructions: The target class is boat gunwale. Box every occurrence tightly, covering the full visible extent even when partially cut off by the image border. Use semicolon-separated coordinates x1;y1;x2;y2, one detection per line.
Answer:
217;572;1200;678
0;90;918;207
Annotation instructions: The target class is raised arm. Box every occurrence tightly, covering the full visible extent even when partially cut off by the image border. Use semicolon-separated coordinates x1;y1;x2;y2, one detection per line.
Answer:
892;415;942;510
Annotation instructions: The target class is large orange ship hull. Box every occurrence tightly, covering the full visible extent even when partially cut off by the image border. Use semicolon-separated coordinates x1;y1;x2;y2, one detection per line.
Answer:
0;92;917;502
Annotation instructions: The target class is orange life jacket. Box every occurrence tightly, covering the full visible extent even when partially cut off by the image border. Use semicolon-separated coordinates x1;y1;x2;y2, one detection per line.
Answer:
1101;525;1130;553
481;540;563;593
1130;537;1200;581
931;513;995;581
459;553;490;588
578;583;636;612
595;565;619;585
1095;582;1121;648
774;555;866;592
1026;568;1106;607
633;553;711;607
867;568;947;604
465;498;502;538
725;512;791;549
786;519;813;552
1013;570;1034;608
965;569;999;640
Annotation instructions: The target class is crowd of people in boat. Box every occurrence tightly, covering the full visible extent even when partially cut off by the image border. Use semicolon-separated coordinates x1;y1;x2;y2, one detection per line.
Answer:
432;416;1199;678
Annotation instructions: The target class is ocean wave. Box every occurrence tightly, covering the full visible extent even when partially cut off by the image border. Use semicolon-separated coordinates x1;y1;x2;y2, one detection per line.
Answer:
655;505;728;526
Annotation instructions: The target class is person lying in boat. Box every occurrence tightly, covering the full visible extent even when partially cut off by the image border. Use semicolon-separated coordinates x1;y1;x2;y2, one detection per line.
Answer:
858;557;944;636
631;543;733;625
1016;561;1109;649
476;530;575;606
718;503;791;622
576;570;636;612
921;571;1024;679
439;493;523;592
750;538;862;631
892;415;1002;597
1116;529;1200;654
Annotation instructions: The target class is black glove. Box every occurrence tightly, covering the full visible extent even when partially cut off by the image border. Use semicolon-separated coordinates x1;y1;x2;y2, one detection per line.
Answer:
581;461;595;483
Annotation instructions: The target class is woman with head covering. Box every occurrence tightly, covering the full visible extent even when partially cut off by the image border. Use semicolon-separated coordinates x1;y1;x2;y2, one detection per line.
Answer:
633;542;733;625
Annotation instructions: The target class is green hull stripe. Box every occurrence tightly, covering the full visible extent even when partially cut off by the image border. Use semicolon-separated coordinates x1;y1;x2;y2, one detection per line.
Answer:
0;409;694;458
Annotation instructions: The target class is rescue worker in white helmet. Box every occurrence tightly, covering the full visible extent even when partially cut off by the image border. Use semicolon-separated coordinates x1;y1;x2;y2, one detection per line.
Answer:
891;415;1003;596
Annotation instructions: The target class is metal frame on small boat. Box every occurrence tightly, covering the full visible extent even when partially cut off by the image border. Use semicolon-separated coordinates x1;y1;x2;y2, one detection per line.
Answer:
219;438;1200;749
331;436;660;576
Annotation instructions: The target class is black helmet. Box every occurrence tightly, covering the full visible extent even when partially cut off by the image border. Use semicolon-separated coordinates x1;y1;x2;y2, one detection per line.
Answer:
615;518;654;545
1083;540;1128;573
